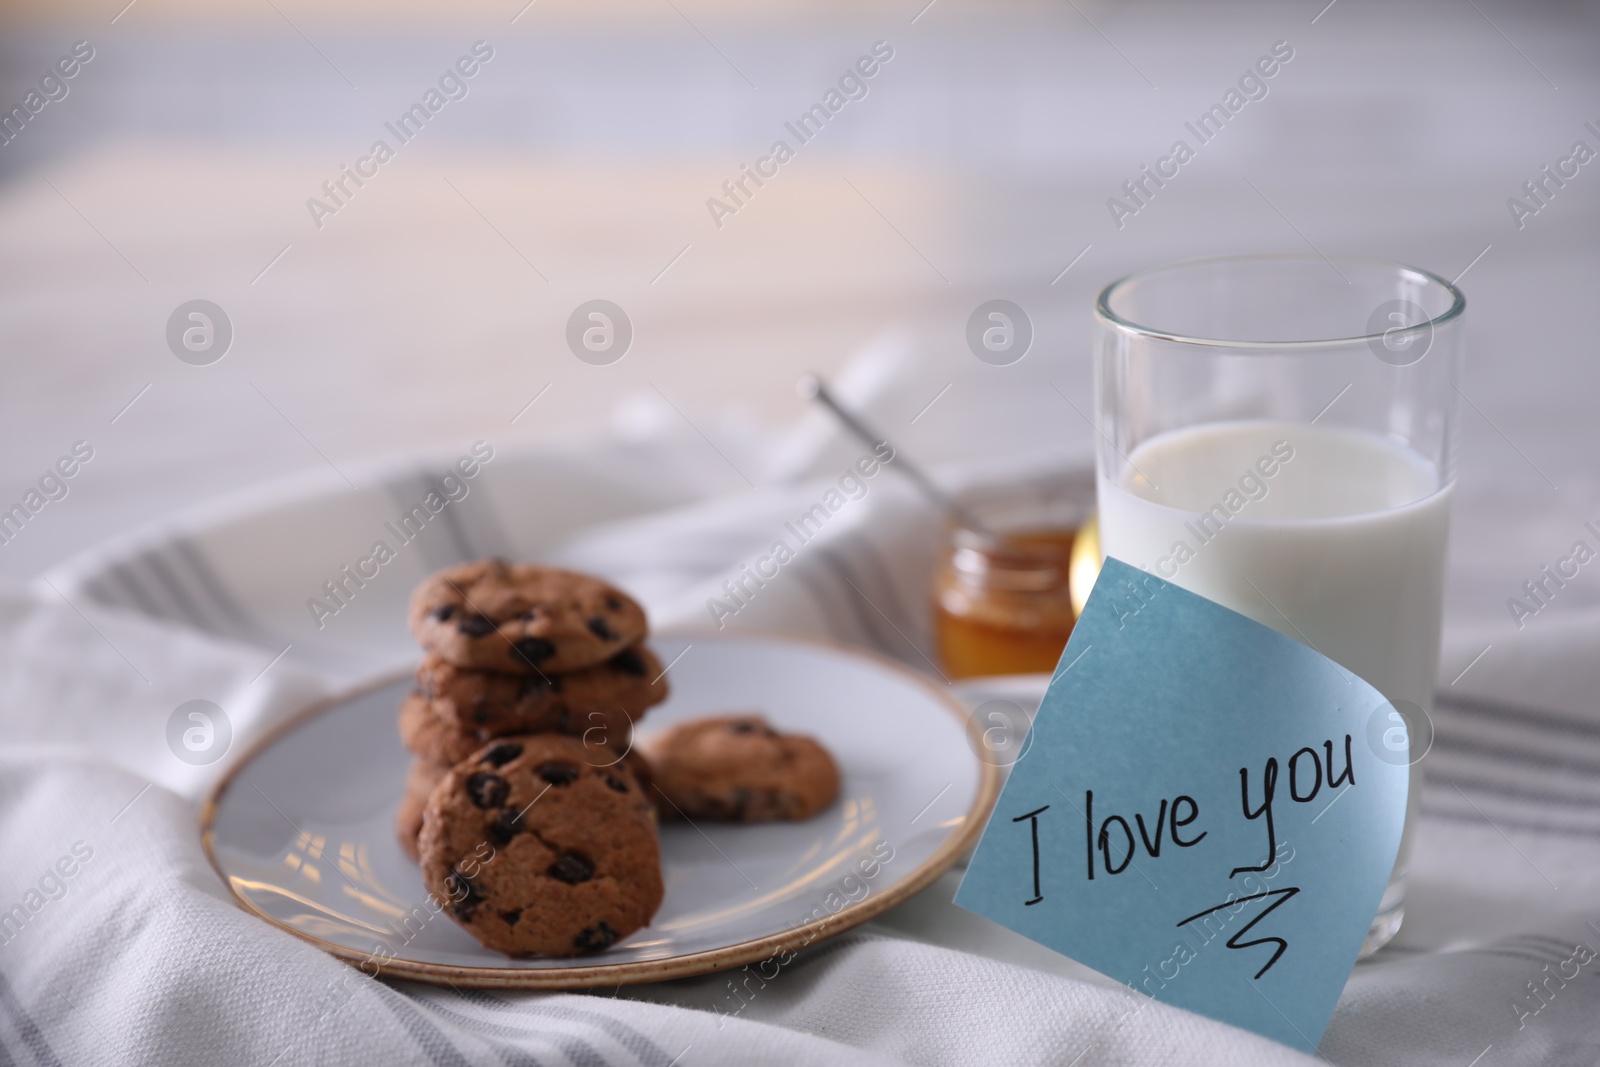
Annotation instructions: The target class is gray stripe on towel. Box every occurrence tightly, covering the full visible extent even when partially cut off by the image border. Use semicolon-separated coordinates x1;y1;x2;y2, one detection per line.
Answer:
1422;801;1600;841
370;982;474;1066
1425;766;1600;814
138;547;214;631
421;990;633;1067
0;967;62;1067
384;475;459;572
1431;730;1600;786
426;468;481;564
455;990;677;1067
171;536;295;649
1435;690;1600;742
102;559;165;619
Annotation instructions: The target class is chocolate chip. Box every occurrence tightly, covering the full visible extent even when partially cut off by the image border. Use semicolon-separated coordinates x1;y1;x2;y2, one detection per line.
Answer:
609;648;646;677
445;871;482;920
547;852;594;885
603;774;630;794
430;604;457;622
604;595;623;611
536;762;579;786
458;614;496;637
512;637;556;666
466;772;508;808
587;616;615;641
518;608;538;621
488;808;524;845
500;909;522;926
574;921;618;952
481;742;523;767
729;720;775;736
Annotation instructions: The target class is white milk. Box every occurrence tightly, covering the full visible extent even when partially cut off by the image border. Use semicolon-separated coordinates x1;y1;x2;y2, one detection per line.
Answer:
1097;420;1451;933
1097;420;1451;717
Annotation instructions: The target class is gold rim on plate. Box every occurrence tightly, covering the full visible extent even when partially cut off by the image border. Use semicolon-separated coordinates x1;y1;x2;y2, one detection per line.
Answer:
198;631;1004;989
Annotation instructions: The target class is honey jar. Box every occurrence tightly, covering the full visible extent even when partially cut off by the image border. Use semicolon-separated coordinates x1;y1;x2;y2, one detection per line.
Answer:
932;480;1095;679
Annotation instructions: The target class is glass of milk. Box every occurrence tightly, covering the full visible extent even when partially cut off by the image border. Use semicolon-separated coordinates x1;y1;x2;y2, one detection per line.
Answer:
1093;254;1464;955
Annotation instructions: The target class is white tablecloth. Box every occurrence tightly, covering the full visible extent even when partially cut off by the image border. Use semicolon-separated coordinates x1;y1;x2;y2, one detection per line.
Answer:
3;330;1600;1065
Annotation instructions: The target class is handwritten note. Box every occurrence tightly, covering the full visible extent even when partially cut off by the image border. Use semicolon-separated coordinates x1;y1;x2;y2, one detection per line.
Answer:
954;557;1408;1053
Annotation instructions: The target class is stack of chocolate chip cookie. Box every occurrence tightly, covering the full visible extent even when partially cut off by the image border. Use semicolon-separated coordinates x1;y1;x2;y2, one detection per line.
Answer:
393;559;847;960
393;559;671;956
395;559;668;859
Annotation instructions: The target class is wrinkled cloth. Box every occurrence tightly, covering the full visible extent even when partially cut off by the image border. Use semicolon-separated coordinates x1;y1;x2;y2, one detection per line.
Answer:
4;342;1600;1067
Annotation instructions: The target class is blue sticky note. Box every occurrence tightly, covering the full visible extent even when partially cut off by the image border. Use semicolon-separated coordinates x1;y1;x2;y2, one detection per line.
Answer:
954;557;1408;1053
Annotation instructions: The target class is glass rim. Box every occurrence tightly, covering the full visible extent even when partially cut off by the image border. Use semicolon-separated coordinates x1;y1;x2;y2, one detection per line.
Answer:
1094;253;1466;351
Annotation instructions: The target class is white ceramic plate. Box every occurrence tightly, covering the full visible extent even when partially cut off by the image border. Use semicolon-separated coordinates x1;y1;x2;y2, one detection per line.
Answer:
202;633;999;988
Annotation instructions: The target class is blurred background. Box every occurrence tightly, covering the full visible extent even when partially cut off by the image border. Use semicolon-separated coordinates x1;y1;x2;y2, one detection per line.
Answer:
1;0;1597;634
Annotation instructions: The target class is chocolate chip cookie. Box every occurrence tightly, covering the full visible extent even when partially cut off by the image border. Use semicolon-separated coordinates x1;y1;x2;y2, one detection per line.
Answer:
416;645;666;737
409;560;647;674
399;687;637;767
417;734;663;956
395;757;451;861
395;788;425;861
398;748;658;862
646;714;840;822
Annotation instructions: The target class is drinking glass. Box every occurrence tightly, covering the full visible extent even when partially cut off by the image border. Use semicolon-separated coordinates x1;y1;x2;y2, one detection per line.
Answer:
1092;254;1464;954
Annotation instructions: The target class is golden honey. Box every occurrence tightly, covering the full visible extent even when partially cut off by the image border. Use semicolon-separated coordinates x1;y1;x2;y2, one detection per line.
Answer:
934;526;1079;679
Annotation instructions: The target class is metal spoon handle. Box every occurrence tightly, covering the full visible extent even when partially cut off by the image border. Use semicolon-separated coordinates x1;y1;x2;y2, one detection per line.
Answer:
797;374;990;534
